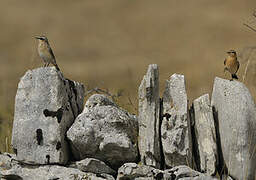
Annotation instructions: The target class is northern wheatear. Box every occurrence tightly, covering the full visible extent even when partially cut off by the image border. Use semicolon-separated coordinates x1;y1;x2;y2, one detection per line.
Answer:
35;35;60;71
224;50;239;80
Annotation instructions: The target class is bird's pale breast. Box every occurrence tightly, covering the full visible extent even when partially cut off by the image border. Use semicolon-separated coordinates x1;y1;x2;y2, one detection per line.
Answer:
38;41;54;62
225;56;239;74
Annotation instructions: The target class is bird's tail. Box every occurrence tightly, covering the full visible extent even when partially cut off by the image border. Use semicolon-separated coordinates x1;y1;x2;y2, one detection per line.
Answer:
223;67;228;73
232;74;238;79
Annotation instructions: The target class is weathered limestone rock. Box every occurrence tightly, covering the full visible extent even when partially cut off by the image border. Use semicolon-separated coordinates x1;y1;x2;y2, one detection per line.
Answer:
69;158;116;175
117;163;218;180
11;67;85;165
83;93;117;113
211;77;256;180
192;94;217;175
0;153;17;171
161;74;190;167
1;164;115;180
67;94;138;169
138;64;161;168
117;163;164;180
165;165;218;180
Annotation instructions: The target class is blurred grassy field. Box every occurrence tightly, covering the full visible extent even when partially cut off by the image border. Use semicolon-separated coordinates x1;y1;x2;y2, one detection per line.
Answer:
1;0;256;152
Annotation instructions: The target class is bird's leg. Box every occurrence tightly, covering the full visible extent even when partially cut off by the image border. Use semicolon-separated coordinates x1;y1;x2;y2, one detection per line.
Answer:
44;63;47;67
46;63;50;67
232;74;238;80
230;75;233;81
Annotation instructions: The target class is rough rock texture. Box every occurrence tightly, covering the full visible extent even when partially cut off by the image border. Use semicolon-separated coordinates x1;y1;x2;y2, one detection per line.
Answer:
211;77;256;180
67;94;138;169
1;164;114;180
165;165;218;180
117;163;164;180
192;94;217;175
83;93;117;113
161;74;191;167
69;158;116;175
11;67;85;165
117;163;218;180
138;64;161;168
0;153;17;171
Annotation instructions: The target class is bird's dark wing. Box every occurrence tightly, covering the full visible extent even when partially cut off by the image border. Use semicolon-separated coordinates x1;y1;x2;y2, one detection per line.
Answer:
224;58;226;65
235;61;240;73
48;47;56;60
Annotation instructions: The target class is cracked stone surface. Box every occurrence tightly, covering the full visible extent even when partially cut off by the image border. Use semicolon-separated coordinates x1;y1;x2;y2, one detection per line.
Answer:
161;74;191;167
0;153;17;171
117;163;219;180
1;163;114;180
11;67;85;165
211;77;256;180
67;94;138;169
138;64;161;168
192;94;218;175
69;158;116;175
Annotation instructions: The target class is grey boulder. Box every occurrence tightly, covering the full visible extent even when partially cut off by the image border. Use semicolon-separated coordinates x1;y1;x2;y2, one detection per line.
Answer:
1;164;114;180
117;163;164;180
83;92;117;113
211;77;256;180
67;94;138;169
117;163;218;180
165;165;218;180
69;158;116;175
11;67;85;165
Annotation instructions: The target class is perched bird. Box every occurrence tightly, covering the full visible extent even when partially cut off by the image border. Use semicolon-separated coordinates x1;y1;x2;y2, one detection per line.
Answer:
224;50;239;80
35;35;60;71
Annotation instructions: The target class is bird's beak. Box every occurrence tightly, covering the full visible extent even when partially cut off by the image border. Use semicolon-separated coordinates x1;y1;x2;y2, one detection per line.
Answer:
34;36;41;40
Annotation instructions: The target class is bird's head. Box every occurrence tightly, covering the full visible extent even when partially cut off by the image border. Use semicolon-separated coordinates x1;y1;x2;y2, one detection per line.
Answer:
227;50;237;57
35;35;48;43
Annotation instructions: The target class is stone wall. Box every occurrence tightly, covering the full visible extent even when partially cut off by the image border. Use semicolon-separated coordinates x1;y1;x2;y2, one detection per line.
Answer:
0;65;256;180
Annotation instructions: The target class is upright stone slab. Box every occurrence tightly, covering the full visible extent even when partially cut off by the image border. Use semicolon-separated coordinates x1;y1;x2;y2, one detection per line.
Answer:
211;77;256;180
161;74;190;167
192;94;217;175
11;67;85;165
138;64;161;168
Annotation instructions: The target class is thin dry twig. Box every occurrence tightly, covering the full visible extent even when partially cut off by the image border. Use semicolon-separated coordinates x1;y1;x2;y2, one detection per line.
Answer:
243;10;256;32
127;95;138;112
243;23;256;32
242;48;253;82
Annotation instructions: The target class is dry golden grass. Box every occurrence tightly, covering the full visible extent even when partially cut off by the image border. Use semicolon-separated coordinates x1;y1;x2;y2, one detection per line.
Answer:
1;0;256;152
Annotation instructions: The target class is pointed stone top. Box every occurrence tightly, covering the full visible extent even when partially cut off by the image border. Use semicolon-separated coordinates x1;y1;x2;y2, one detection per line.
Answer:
145;64;158;77
194;94;210;103
170;73;184;80
148;64;158;70
163;73;187;113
